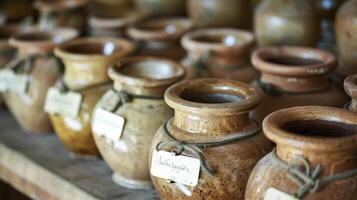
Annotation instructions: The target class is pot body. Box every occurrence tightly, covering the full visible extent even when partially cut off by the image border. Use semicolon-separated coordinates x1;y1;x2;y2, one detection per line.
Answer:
255;0;320;46
134;0;185;17
188;0;251;28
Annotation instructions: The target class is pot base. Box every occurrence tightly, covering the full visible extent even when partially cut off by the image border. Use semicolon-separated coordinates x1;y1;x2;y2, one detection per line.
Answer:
112;173;153;190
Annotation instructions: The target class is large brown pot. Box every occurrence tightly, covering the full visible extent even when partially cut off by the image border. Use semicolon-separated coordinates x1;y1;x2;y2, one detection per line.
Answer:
188;0;251;29
245;106;357;200
255;0;320;47
50;37;134;156
149;79;273;200
344;74;357;112
2;28;78;133
181;28;257;82
335;0;357;77
134;0;186;17
251;46;348;122
92;56;185;189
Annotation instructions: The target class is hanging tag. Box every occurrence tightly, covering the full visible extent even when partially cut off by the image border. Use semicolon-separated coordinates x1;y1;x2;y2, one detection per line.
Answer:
0;69;28;94
92;108;125;141
44;87;82;118
264;188;299;200
150;150;201;187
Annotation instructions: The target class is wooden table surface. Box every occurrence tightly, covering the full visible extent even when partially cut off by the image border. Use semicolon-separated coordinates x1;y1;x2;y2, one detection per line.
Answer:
0;109;158;200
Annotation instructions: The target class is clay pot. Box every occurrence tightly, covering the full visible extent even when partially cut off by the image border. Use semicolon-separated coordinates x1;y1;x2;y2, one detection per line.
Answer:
2;28;78;133
92;56;186;189
335;0;357;77
255;0;320;47
188;0;251;29
181;28;257;82
134;0;186;17
34;0;89;32
251;46;348;122
92;0;133;13
127;18;193;61
149;78;273;199
245;106;357;200
51;37;134;156
344;74;357;112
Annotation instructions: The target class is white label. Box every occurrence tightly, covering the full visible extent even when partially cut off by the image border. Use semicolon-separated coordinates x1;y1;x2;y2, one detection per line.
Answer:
0;69;28;93
92;108;125;141
44;87;82;118
150;150;201;187
264;188;299;200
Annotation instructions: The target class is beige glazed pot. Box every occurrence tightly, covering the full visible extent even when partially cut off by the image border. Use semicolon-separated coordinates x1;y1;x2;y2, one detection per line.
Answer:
149;79;273;200
251;46;348;122
181;28;257;82
2;28;78;133
245;106;357;200
51;37;134;156
344;74;357;112
92;56;186;189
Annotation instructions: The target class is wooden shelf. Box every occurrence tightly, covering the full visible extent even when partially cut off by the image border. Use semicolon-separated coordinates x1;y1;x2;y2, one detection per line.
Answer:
0;110;158;200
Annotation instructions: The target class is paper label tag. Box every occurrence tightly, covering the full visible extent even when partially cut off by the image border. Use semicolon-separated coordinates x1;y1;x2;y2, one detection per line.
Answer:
150;150;201;187
0;69;28;93
44;87;82;118
264;188;299;200
92;108;125;141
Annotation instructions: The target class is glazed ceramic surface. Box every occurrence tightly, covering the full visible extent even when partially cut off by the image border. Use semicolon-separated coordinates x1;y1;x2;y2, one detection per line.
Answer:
149;79;273;200
134;0;186;17
344;74;357;112
246;106;357;200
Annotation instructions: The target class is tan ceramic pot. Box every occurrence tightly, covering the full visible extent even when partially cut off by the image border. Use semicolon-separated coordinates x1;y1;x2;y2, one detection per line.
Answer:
134;0;186;17
34;0;89;32
127;18;193;61
188;0;251;29
181;28;257;82
255;0;320;47
251;46;348;122
344;74;357;112
335;0;357;77
245;106;357;200
51;37;135;156
2;28;78;133
149;78;273;200
92;56;186;189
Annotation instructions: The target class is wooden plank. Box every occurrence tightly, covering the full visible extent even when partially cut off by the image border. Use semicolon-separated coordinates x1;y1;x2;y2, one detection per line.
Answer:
0;110;158;200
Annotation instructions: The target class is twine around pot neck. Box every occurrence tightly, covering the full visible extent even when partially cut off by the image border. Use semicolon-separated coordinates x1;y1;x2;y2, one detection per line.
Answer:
271;148;357;199
156;119;261;177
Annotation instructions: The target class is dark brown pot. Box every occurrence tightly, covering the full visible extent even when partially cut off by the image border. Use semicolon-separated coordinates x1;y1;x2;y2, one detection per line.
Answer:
255;0;320;47
251;46;348;122
188;0;251;29
344;74;357;112
134;0;186;17
149;79;273;199
245;106;357;200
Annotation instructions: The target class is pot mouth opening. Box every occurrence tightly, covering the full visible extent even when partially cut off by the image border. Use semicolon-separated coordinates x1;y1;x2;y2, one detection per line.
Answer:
179;87;244;104
262;55;323;67
0;26;19;40
192;34;247;46
14;32;53;42
135;19;191;34
61;40;123;56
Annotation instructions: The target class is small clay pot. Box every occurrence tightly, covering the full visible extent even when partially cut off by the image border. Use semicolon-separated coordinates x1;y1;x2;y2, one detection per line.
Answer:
181;28;257;82
149;78;273;199
2;28;78;133
188;0;251;29
255;0;320;46
251;46;348;122
134;0;186;17
335;0;357;77
245;106;357;200
92;56;186;189
344;74;357;112
51;37;135;156
127;18;193;61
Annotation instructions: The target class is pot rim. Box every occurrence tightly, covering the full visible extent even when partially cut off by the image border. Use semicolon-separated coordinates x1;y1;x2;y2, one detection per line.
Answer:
344;74;357;99
251;46;336;77
108;56;186;87
54;37;135;61
165;78;262;115
34;0;89;12
263;106;357;151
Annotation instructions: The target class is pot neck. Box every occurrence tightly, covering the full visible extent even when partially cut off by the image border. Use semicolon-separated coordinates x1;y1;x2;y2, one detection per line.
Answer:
113;81;167;98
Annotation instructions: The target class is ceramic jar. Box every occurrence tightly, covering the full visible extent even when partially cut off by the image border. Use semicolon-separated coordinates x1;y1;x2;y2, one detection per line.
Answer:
181;28;257;82
251;46;348;122
51;37;134;156
92;56;186;189
34;0;89;32
2;28;78;133
335;0;357;77
134;0;186;17
255;0;320;47
344;74;357;112
245;106;357;200
127;18;193;61
149;79;273;200
188;0;251;29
